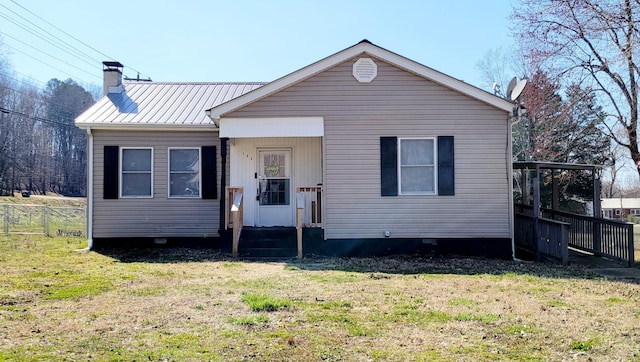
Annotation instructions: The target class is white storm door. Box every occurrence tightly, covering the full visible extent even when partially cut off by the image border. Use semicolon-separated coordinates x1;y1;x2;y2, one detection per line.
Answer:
256;149;293;227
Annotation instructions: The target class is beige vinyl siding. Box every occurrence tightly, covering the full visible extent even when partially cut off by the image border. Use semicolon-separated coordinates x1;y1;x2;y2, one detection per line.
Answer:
229;137;322;226
92;130;221;238
226;56;511;239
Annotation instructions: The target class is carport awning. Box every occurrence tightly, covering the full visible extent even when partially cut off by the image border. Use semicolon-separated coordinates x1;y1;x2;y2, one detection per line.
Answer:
219;117;324;138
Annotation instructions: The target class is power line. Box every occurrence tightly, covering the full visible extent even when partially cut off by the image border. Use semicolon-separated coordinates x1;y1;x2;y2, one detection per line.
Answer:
0;83;81;124
0;41;95;83
0;31;101;81
0;0;152;86
0;106;80;129
0;3;100;70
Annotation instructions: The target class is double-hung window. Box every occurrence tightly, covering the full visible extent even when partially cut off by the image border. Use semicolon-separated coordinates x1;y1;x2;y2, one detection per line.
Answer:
169;148;201;198
399;138;436;194
381;136;454;196
121;147;153;197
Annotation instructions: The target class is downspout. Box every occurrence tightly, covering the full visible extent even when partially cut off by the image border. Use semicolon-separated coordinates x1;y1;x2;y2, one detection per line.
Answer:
219;137;228;237
508;110;521;261
80;126;94;251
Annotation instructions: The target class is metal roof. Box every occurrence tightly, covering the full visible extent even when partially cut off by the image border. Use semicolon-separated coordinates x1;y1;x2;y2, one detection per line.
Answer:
75;82;265;129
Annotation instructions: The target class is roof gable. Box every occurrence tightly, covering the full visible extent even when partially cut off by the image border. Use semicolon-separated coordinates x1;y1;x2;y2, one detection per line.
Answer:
207;40;514;119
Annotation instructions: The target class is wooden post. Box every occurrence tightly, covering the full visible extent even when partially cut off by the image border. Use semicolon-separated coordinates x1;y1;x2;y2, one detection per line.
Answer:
521;170;529;205
533;169;541;261
231;192;243;258
232;210;239;257
628;224;635;267
551;170;559;212
560;223;569;265
296;192;304;259
593;176;601;218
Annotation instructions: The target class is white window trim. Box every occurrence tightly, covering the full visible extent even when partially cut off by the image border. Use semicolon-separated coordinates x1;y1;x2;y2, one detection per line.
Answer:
398;137;437;196
120;147;153;198
168;147;202;199
615;209;621;215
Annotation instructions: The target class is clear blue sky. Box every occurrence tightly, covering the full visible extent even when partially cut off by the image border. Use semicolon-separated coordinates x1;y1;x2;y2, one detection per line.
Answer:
1;0;516;92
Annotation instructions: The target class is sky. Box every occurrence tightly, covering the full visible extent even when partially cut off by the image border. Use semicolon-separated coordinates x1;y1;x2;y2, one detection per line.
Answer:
1;0;516;92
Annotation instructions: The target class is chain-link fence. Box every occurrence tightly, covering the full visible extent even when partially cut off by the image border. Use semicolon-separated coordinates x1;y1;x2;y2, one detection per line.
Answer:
1;204;86;237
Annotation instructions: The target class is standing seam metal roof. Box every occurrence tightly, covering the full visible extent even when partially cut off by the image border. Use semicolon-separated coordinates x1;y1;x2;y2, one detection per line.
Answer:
75;82;265;128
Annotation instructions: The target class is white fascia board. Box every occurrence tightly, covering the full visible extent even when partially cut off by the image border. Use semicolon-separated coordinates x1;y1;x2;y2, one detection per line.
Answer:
220;117;324;138
74;123;218;131
208;42;514;118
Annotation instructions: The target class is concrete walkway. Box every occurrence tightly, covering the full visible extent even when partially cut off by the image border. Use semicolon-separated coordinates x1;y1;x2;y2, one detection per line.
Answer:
570;249;640;280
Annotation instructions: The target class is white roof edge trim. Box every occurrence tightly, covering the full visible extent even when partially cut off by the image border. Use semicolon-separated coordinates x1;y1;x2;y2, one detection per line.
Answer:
75;123;218;131
220;117;324;138
208;42;514;118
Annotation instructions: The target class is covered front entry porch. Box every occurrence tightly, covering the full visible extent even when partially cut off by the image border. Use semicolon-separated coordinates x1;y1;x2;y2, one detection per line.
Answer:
218;117;325;258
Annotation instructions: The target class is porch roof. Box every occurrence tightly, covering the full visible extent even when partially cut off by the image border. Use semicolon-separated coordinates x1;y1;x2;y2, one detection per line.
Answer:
513;161;600;172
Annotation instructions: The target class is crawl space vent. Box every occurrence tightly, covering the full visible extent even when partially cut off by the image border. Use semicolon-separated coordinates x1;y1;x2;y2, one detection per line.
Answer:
352;58;377;83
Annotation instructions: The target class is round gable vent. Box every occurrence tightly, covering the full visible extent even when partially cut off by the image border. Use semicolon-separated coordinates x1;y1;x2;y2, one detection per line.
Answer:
353;58;377;83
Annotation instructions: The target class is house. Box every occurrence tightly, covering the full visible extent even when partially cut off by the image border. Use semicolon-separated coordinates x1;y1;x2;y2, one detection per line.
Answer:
75;40;515;258
601;198;640;221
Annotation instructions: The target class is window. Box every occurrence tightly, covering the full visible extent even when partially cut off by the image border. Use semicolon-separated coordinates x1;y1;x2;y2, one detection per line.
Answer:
399;138;436;194
380;136;454;197
121;148;152;197
169;148;200;198
615;209;622;215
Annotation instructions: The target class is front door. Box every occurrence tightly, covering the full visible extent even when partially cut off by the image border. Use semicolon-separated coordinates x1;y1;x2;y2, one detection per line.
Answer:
256;148;293;226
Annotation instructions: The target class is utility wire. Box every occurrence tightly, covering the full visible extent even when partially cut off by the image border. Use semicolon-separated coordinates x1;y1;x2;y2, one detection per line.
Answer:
0;41;95;83
0;84;83;124
7;0;151;80
0;5;100;69
0;31;101;81
0;106;80;129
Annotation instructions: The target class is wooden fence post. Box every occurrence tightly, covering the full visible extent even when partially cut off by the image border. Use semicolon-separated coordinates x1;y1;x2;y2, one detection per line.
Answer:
628;224;635;267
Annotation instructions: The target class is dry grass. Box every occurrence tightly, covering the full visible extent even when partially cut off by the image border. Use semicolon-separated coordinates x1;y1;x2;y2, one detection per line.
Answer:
0;193;86;207
1;235;640;361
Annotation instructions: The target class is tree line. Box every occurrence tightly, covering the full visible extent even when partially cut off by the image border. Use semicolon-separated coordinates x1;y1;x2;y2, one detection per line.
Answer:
0;60;96;197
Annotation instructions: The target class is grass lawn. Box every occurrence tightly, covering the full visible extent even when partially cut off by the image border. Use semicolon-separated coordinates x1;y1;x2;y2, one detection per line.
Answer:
1;235;640;361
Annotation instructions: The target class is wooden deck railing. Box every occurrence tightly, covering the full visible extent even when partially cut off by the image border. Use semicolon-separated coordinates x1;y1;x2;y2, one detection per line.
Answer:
541;208;635;266
514;203;635;266
225;187;243;257
515;213;570;264
295;186;323;259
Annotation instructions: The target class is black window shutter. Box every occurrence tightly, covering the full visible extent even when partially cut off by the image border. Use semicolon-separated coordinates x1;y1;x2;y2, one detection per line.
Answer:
437;136;455;196
104;146;119;199
201;146;217;199
380;137;398;196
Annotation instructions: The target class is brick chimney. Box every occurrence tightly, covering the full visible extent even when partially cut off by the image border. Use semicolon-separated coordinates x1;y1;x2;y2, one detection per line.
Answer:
102;61;124;96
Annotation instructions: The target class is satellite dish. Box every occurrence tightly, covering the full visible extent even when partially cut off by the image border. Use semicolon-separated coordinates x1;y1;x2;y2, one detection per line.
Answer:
506;77;517;99
510;79;527;101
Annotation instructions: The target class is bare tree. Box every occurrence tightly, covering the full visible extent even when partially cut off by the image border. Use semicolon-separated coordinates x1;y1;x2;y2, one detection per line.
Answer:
512;0;640;179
